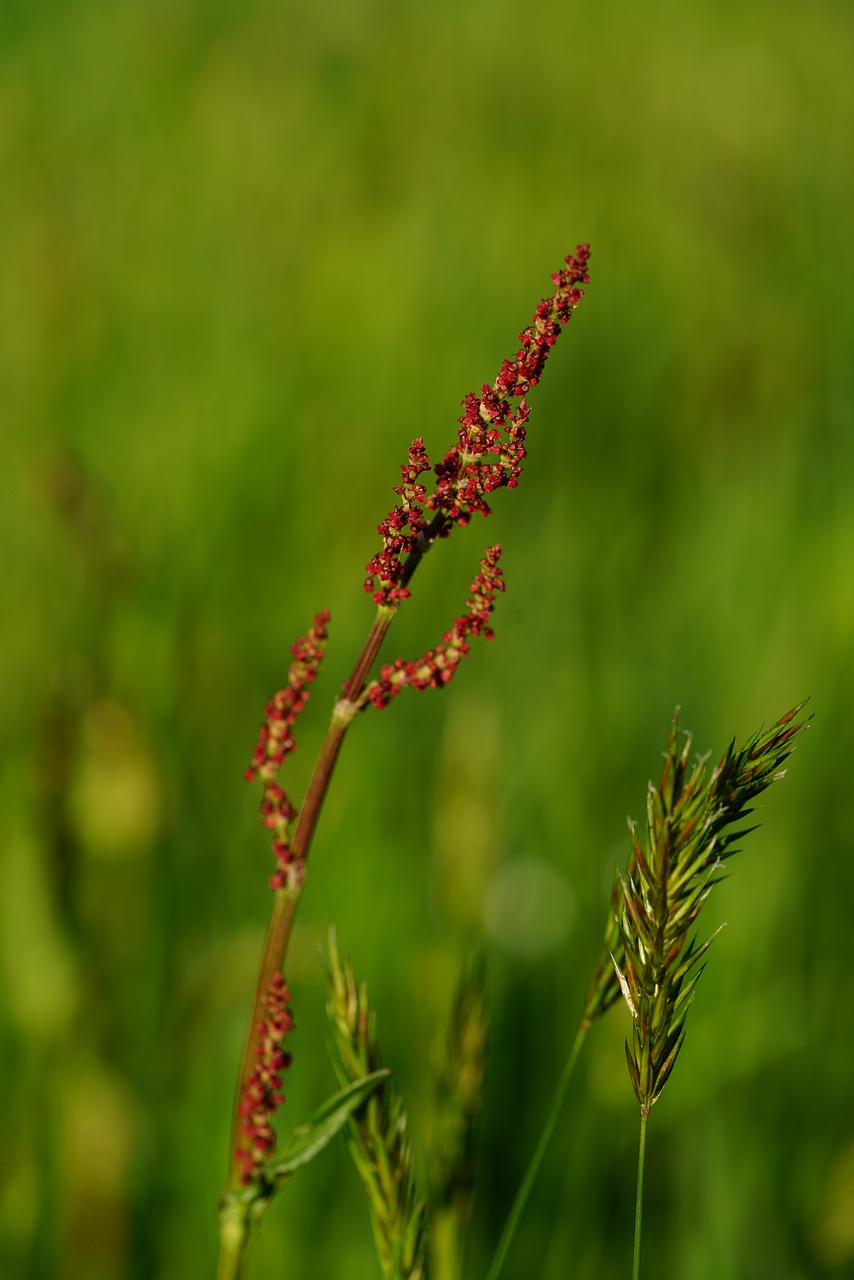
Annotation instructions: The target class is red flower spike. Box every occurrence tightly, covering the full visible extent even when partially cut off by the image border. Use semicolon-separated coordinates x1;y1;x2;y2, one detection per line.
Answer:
246;611;330;891
365;546;505;708
234;972;295;1185
428;245;589;527
363;248;589;604
364;438;432;607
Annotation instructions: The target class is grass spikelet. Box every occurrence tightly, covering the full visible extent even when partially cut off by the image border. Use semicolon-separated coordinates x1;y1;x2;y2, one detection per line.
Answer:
609;701;809;1115
324;929;427;1280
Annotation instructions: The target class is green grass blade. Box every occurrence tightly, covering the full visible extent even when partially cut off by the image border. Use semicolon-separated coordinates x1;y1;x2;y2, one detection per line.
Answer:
265;1069;391;1185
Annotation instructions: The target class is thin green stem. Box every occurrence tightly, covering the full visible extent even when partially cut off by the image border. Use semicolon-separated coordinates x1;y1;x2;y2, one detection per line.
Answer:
632;1110;649;1280
216;1200;250;1280
484;1022;588;1280
431;1210;462;1280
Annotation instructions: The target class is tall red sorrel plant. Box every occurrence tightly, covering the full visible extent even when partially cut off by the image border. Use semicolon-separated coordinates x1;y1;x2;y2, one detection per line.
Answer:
216;247;592;1277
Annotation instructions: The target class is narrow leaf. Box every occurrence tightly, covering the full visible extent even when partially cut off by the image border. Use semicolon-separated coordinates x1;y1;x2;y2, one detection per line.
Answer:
264;1070;391;1182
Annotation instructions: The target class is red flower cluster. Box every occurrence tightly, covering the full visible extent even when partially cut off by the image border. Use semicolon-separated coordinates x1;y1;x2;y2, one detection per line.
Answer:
365;546;505;708
364;438;431;606
235;972;294;1184
364;246;590;607
245;611;330;889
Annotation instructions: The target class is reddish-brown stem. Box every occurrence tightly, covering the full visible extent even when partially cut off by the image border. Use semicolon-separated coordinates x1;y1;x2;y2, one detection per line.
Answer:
341;607;396;703
399;511;450;593
228;507;459;1185
229;888;299;1187
228;605;399;1187
231;461;500;1185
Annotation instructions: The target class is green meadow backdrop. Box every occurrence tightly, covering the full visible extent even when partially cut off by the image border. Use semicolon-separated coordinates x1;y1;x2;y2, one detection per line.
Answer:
2;1;852;1276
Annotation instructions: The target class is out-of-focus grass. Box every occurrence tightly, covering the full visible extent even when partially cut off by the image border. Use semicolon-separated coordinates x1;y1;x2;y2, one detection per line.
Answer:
1;1;852;1277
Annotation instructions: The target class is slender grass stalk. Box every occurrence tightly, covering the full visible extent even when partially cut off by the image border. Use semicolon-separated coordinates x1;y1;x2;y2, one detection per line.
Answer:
632;1111;648;1280
484;1023;588;1280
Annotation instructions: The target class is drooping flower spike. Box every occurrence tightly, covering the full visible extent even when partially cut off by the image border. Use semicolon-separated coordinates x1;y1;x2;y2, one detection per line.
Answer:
363;545;505;709
245;610;331;890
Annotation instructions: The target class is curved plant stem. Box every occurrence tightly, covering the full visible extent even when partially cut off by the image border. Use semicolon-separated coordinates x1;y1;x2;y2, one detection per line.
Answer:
220;549;445;1279
227;609;395;1189
227;525;461;1187
484;1022;588;1280
632;1111;648;1280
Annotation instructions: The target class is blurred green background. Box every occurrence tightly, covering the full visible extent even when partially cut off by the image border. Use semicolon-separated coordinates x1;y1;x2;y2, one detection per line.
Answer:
2;0;853;1276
